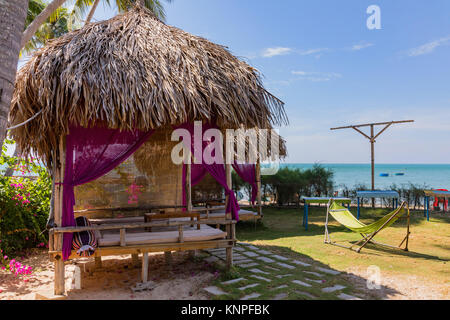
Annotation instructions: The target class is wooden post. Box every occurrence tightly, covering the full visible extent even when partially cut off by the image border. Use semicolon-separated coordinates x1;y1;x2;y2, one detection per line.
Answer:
54;135;66;296
131;254;140;267
256;159;262;218
185;161;194;257
225;161;233;269
141;252;149;283
370;124;375;208
186;161;192;211
120;229;126;246
95;257;102;269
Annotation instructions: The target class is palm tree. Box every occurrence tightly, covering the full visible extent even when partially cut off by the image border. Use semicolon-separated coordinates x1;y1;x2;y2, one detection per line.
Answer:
22;0;73;55
0;0;29;148
1;0;172;149
74;0;172;25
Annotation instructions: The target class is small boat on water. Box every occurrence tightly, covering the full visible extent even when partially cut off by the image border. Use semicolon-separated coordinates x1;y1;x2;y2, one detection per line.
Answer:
395;173;405;176
380;173;389;177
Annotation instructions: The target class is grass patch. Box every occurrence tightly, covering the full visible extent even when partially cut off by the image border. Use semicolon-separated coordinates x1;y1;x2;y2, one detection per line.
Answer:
236;205;450;285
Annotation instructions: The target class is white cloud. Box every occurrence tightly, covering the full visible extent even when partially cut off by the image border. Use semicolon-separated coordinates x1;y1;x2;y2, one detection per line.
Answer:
291;71;342;82
351;43;374;51
261;47;292;58
298;48;328;56
408;36;450;56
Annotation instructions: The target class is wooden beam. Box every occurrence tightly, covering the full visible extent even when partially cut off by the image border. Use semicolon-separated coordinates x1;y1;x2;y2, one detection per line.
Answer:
141;252;149;282
50;239;235;259
54;135;65;296
120;229;126;247
351;126;371;140
186;161;192;212
256;159;262;217
52;218;236;233
330;120;414;130
373;123;392;140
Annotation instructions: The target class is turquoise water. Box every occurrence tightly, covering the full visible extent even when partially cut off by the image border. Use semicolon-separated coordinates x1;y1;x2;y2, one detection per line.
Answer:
280;163;450;190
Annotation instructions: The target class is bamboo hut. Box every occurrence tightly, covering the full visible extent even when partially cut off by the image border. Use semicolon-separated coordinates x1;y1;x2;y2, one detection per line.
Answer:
9;5;287;296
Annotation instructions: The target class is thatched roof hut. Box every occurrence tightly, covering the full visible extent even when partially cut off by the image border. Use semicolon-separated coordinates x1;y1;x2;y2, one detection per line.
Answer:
8;5;290;297
10;5;287;166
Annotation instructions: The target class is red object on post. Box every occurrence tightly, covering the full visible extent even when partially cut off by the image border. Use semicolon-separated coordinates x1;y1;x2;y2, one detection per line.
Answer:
433;189;448;211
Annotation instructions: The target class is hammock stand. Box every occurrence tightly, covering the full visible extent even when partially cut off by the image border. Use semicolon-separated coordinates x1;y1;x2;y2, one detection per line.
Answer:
324;199;410;253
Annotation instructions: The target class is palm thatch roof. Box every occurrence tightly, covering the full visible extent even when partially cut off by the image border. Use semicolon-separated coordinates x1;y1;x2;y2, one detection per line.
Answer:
10;5;288;165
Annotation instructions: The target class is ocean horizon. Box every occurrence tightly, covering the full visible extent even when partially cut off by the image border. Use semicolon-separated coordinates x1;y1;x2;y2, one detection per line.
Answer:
279;163;450;190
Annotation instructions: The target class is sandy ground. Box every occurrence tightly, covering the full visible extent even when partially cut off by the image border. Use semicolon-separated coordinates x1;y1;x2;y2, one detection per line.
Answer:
343;265;449;300
0;249;216;300
1;249;448;300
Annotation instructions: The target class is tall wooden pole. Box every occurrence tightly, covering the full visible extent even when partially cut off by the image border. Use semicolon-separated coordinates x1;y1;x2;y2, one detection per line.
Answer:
370;124;375;208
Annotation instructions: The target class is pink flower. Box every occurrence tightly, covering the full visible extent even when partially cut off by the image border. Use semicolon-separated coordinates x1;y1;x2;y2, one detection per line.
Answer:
3;256;7;260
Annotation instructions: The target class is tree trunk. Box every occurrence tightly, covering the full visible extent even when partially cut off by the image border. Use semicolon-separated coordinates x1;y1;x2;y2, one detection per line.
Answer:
4;146;20;177
85;0;101;24
0;0;29;149
21;0;68;49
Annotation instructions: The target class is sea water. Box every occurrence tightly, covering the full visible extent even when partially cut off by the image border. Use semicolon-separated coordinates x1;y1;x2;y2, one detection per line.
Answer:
280;163;450;190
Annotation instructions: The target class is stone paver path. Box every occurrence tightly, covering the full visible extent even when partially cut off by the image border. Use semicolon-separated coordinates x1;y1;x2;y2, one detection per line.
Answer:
202;243;358;300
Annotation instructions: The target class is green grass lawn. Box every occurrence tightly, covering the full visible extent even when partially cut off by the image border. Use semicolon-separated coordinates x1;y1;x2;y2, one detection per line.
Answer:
235;205;449;287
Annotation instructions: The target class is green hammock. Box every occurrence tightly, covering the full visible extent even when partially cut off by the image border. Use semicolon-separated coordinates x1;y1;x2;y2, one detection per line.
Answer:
329;201;405;234
324;200;410;253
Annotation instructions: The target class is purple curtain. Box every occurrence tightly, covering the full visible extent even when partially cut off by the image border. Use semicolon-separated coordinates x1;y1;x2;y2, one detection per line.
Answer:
181;163;208;207
232;163;257;204
61;125;154;260
177;123;240;220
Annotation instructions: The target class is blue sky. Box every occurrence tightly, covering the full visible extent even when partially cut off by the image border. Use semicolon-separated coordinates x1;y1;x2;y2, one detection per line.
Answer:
48;1;450;163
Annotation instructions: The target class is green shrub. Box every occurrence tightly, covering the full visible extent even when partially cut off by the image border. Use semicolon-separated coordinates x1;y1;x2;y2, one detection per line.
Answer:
0;140;51;257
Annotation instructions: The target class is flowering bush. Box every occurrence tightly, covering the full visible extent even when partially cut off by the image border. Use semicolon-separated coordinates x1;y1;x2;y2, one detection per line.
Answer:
0;255;33;280
0;139;51;258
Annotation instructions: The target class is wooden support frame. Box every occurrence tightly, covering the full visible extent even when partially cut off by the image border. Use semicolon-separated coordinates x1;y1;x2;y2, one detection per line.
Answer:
53;135;65;296
330;120;414;207
324;200;411;253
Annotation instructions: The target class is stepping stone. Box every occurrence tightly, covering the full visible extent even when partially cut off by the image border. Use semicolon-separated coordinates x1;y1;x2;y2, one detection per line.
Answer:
238;242;251;246
257;256;275;263
273;293;288;300
338;293;362;300
264;266;280;272
242;251;259;257
275;274;292;279
204;256;219;263
222;278;246;285
271;254;289;261
322;285;346;293
249;268;270;275
234;247;245;252
291;260;311;267
246;245;259;251
276;262;295;270
305;278;323;284
238;262;259;268
315;267;340;275
240;293;261;300
272;284;288;290
304;271;324;277
204;286;227;296
257;250;272;255
234;259;253;264
292;280;312;287
250;275;272;282
238;283;260;291
295;290;316;299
